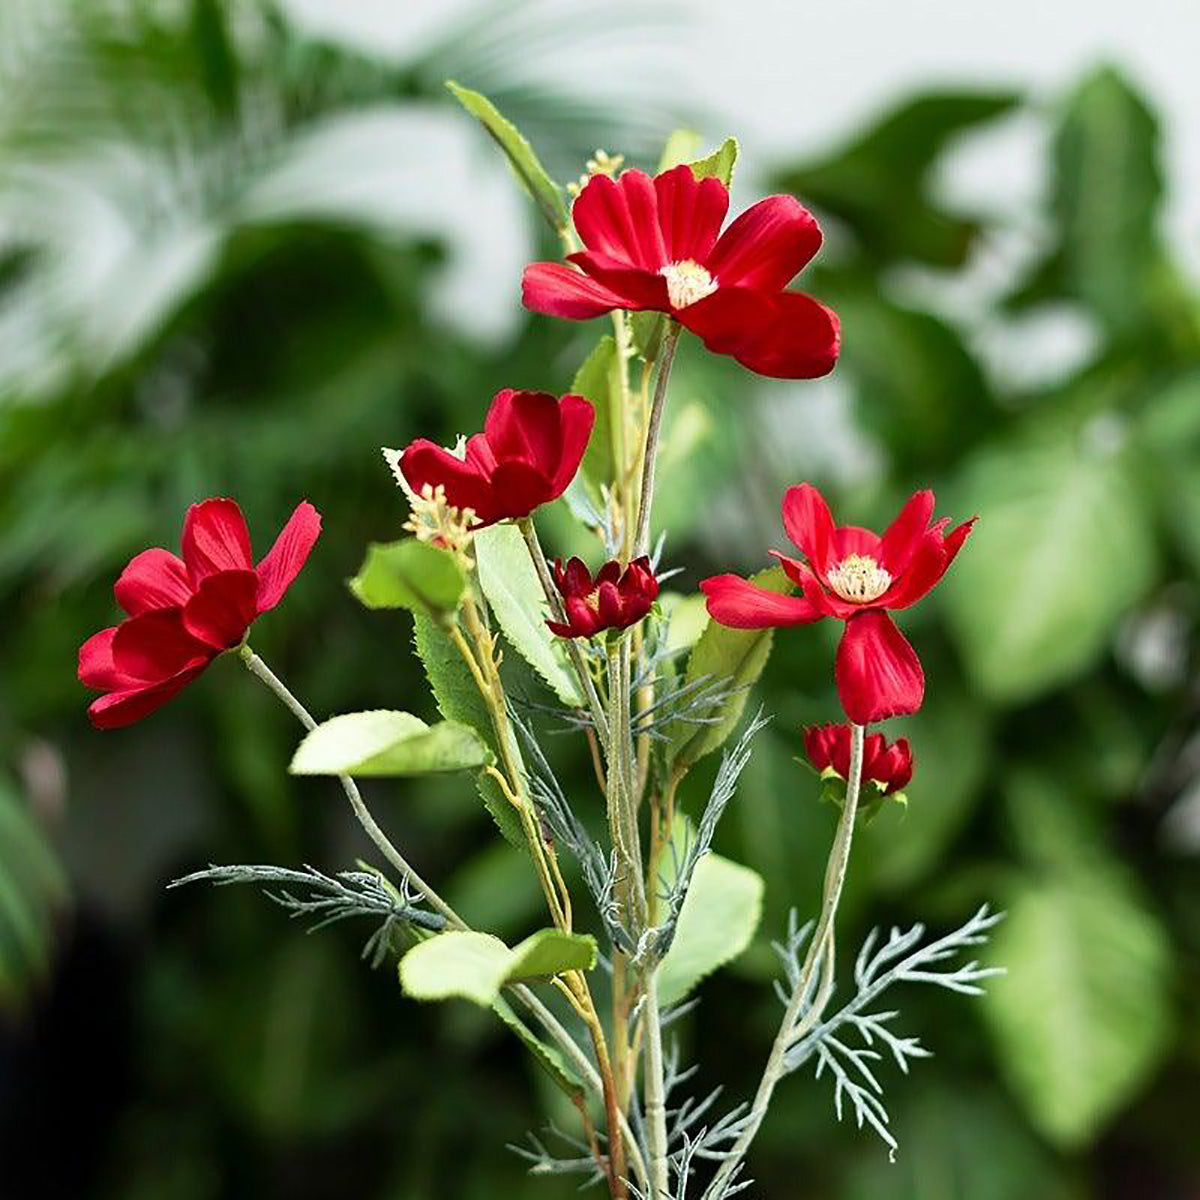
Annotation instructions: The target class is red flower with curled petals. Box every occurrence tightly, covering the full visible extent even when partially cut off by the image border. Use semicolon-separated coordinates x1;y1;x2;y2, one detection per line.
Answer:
547;556;659;640
701;484;973;724
803;723;913;795
398;389;594;528
522;164;839;380
79;499;321;729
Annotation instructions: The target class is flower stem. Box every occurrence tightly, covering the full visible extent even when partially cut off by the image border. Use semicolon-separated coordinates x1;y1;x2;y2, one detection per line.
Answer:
633;321;681;559
702;723;866;1199
238;643;463;931
642;967;670;1198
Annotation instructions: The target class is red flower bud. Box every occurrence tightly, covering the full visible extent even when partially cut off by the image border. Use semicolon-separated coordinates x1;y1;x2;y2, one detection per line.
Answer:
803;723;913;795
398;388;594;528
546;556;659;639
523;164;840;380
79;499;321;729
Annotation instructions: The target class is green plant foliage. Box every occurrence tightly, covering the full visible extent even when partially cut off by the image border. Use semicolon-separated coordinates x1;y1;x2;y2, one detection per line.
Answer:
349;539;466;615
667;566;791;771
399;928;596;1006
941;428;1157;702
473;525;581;706
980;865;1172;1147
289;710;492;777
571;336;621;504
446;80;569;233
412;613;526;848
492;994;585;1100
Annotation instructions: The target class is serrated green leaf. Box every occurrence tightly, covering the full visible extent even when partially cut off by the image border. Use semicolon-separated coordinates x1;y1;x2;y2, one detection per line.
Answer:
446;80;567;232
473;524;581;706
571;336;619;503
942;430;1157;701
399;927;595;1007
492;994;584;1099
657;850;764;1007
290;710;491;777
980;866;1172;1146
349;539;465;614
668;565;790;770
412;613;525;848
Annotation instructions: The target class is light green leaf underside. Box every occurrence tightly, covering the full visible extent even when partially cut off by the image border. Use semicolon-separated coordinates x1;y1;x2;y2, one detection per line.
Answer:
349;538;466;614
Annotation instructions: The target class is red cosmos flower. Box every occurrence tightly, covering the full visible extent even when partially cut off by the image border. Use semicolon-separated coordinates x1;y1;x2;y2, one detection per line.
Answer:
79;499;321;729
521;164;839;380
803;723;913;795
399;389;594;528
700;484;974;724
546;556;659;639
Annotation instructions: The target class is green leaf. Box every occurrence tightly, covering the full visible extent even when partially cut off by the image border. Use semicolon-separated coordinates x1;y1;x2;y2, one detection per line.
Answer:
689;136;738;187
349;539;465;615
1139;372;1200;574
774;91;1018;268
657;851;764;1007
571;335;620;503
492;994;584;1100
473;524;581;706
399;927;596;1007
667;565;790;770
656;129;703;171
942;429;1157;701
980;865;1172;1146
445;80;568;232
290;710;491;777
412;613;525;848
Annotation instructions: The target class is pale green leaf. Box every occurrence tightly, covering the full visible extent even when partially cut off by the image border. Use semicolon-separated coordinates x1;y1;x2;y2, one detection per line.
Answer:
980;866;1172;1146
506;928;597;981
349;539;465;614
571;336;620;502
446;80;567;232
473;524;581;706
492;994;584;1099
689;136;738;187
289;710;491;777
657;851;764;1007
656;129;702;171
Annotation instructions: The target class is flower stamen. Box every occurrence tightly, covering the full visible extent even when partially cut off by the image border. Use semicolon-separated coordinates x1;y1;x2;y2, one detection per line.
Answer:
660;259;718;310
827;554;892;604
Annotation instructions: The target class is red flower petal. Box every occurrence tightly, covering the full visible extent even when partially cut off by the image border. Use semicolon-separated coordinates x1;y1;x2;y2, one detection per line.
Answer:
781;484;835;575
834;611;924;724
485;389;564;473
596;580;623;625
183;569;260;649
572;170;666;269
78;627;130;690
700;573;823;628
399;440;496;522
878;491;935;577
521;262;627;319
706;195;822;290
550;394;595;497
566;251;670;311
655;164;729;263
255;501;321;614
943;517;976;564
111;609;212;682
87;664;209;730
114;548;192;616
488;461;554;521
679;287;839;379
181;498;254;585
832;525;882;560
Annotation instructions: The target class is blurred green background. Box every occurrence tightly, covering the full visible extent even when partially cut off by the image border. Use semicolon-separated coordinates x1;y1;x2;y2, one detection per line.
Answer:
2;1;1199;1198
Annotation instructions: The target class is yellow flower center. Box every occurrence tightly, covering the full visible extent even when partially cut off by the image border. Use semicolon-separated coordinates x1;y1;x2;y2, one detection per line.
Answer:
827;554;892;603
660;259;717;309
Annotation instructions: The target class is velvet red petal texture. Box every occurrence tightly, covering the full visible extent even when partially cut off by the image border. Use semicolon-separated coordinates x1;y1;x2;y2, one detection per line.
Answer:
484;390;562;471
803;722;914;793
78;627;127;690
183;569;260;649
255;501;322;614
832;525;882;560
111;610;212;682
572;170;667;268
87;666;209;730
699;574;822;628
655;164;728;263
550;394;596;495
488;461;555;520
565;252;670;310
706;195;821;290
678;287;840;379
781;483;835;575
547;555;658;638
521;262;627;319
114;549;192;616
879;490;935;577
399;440;497;521
181;498;254;584
834;611;924;724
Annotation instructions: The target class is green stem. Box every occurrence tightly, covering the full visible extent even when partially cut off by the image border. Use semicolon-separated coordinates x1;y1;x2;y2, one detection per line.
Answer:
642;967;670;1198
633;322;681;558
702;723;866;1199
